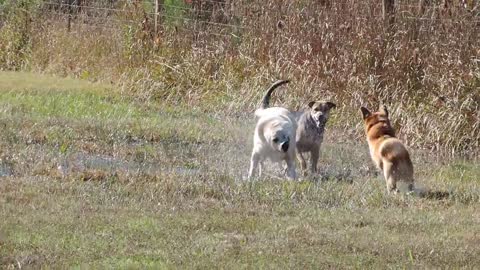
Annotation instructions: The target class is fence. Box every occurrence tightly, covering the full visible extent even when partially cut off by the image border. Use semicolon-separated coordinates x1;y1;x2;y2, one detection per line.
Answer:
1;0;478;39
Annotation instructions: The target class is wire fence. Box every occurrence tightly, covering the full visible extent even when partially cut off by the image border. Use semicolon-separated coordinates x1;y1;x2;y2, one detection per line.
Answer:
0;0;479;36
34;1;247;38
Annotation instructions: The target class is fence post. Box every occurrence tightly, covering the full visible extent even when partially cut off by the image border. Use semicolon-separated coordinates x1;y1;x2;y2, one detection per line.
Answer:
154;0;159;34
67;2;72;32
383;0;395;29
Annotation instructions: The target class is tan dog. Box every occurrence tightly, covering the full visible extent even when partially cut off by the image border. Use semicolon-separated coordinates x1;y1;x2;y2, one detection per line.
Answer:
248;80;297;180
360;105;414;193
295;101;336;176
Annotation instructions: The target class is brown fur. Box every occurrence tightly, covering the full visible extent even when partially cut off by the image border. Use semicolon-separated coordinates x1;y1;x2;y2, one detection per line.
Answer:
295;101;336;176
360;105;414;193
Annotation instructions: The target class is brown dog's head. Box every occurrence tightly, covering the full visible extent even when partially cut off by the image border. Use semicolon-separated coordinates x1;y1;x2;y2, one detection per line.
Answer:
307;101;336;127
360;105;395;137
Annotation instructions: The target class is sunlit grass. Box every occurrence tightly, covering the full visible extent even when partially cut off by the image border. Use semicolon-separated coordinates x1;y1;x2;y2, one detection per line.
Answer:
0;72;479;268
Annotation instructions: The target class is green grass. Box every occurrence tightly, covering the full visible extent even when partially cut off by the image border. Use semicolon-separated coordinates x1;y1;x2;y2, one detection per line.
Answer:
1;72;480;269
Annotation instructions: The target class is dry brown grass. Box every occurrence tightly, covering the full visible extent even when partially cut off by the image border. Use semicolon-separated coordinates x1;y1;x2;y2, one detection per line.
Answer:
0;0;478;154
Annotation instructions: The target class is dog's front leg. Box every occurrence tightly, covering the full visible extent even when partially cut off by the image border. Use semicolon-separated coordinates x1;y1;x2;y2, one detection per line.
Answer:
310;145;320;174
258;161;264;178
248;152;260;179
285;157;297;180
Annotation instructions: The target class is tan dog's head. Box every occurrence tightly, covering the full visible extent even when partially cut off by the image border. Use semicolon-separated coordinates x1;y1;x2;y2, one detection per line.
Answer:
307;101;336;127
266;122;293;153
360;105;395;137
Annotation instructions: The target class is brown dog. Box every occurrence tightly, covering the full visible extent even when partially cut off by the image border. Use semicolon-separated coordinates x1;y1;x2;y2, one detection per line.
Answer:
360;105;414;193
295;101;336;176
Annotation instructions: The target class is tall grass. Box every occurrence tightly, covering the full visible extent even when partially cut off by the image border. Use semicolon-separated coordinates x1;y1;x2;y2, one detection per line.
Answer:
0;0;478;155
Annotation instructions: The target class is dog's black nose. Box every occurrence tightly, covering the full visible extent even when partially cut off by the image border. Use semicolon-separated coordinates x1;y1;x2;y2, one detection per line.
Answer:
281;141;289;152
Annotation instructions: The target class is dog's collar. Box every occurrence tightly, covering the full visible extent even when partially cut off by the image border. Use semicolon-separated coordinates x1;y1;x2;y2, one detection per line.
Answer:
308;114;326;125
367;120;389;131
367;121;396;137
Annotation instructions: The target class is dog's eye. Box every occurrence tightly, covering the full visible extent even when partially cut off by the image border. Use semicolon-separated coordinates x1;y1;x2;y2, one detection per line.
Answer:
272;138;279;143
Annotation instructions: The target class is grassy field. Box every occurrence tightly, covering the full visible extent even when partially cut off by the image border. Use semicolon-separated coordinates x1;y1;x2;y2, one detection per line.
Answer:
1;71;479;269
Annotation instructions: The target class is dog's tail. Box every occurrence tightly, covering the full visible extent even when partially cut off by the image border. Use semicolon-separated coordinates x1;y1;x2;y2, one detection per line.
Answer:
259;80;290;109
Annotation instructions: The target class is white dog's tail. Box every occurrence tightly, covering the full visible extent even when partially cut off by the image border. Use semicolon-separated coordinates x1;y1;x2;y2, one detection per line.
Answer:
260;80;290;109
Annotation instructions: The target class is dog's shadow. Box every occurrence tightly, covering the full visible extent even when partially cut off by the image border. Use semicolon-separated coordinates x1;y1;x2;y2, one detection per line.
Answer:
305;173;452;201
416;188;451;200
303;168;354;183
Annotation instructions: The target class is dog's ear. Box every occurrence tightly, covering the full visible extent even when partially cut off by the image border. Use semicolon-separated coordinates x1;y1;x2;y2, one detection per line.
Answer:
360;107;371;119
326;102;336;109
379;105;388;117
308;101;316;108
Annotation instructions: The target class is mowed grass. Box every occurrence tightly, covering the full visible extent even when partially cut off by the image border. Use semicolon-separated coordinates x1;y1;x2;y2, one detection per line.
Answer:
1;72;479;269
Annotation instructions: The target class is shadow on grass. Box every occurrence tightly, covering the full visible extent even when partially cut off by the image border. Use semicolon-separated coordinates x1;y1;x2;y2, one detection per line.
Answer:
316;169;354;184
417;189;451;200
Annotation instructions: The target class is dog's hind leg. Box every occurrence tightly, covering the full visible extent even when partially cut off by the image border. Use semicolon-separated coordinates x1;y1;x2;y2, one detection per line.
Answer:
406;182;414;194
248;152;261;179
402;162;415;193
310;146;320;175
383;161;398;194
407;179;414;192
297;151;307;176
404;172;415;193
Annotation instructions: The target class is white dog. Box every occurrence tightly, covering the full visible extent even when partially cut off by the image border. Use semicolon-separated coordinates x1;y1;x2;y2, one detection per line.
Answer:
248;80;298;180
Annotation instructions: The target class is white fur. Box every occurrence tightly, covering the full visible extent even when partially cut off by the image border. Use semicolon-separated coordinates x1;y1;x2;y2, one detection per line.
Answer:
248;107;298;180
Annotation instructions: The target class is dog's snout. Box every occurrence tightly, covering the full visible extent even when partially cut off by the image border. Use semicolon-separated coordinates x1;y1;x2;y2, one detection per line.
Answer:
281;141;289;152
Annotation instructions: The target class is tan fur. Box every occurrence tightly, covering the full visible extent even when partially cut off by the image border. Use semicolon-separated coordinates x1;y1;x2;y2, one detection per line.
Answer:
360;105;414;193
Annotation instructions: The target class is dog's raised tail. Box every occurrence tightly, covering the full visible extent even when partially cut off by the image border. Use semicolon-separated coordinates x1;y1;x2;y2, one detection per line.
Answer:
260;80;290;109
